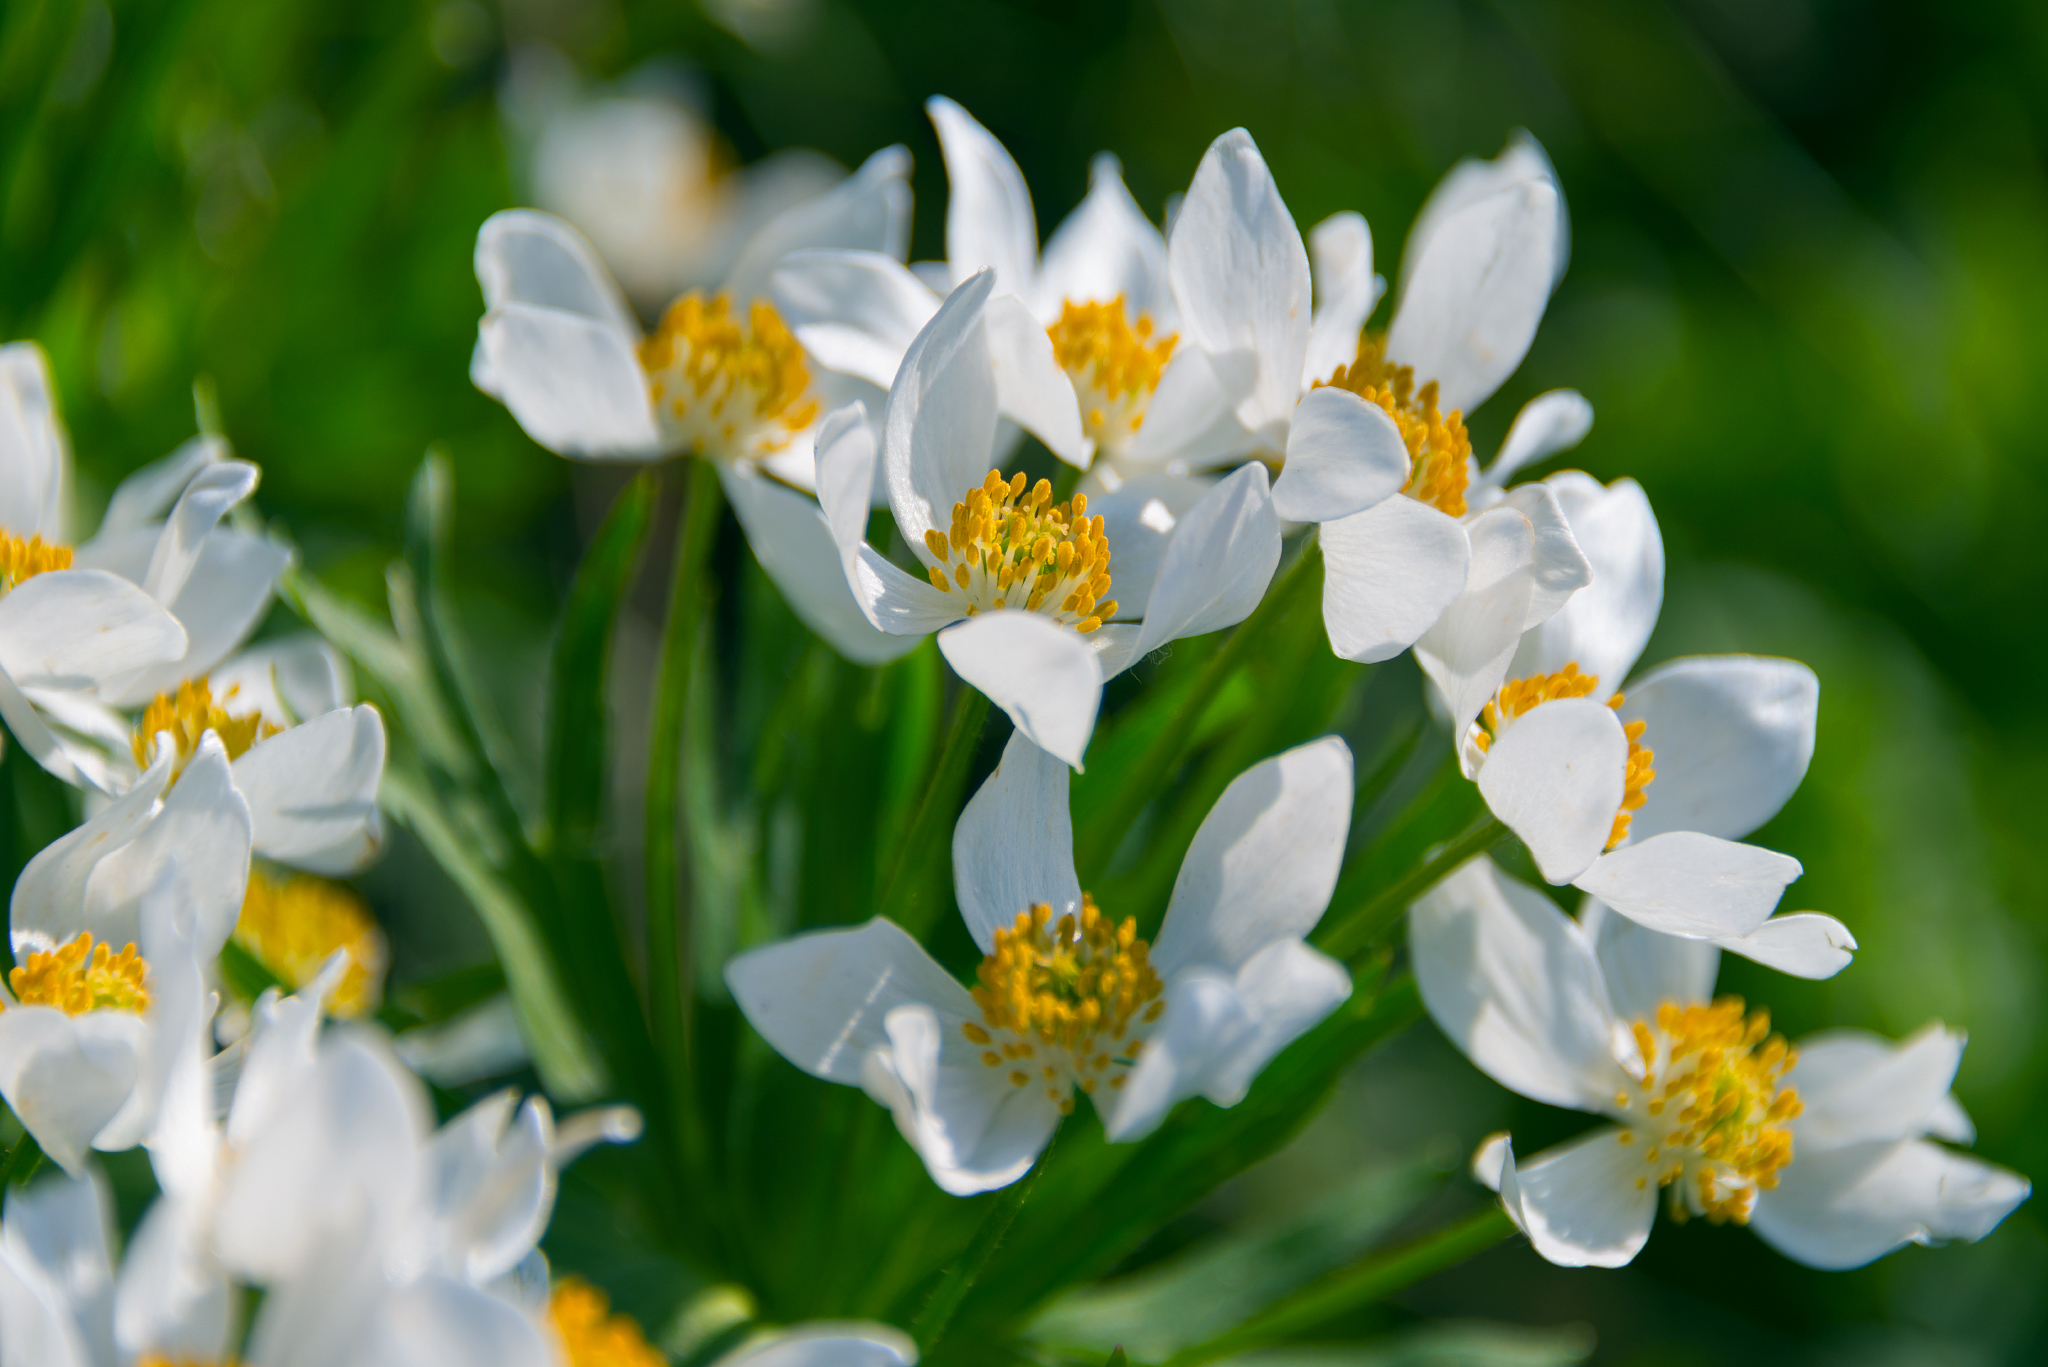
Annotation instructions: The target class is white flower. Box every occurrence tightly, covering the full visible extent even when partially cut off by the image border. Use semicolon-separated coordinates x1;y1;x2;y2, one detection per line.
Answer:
727;731;1354;1194
812;271;1281;767
1443;472;1855;977
545;1273;915;1367
1410;857;2030;1268
0;738;247;1174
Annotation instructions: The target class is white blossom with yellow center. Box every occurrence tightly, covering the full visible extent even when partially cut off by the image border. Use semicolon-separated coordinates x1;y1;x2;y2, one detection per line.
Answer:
728;732;1355;1195
1412;858;2029;1269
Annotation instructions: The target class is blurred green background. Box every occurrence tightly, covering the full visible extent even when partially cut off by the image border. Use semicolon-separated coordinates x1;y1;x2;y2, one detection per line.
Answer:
6;0;2045;1362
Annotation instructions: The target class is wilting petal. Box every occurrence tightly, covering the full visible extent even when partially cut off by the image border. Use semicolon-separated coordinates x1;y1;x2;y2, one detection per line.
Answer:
884;273;1001;558
1273;387;1410;523
1319;497;1470;663
1618;655;1818;842
1499;1128;1658;1268
1478;698;1627;885
1038;153;1172;324
1131;462;1282;657
475;302;662;459
721;145;914;306
1301;212;1381;388
953;730;1081;953
1752;1138;2030;1271
231;705;386;875
984;293;1087;466
938;612;1102;770
1572;831;1800;942
1508;473;1660;693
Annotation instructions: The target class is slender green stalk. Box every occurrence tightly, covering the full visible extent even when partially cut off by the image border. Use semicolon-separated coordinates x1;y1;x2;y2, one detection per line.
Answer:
911;1148;1049;1355
1162;1206;1516;1366
645;459;725;1181
1316;816;1510;961
1077;535;1323;875
0;1131;43;1189
876;686;991;928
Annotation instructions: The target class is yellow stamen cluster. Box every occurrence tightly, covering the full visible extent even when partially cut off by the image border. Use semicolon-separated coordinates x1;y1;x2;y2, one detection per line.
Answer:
1614;997;1801;1225
965;895;1164;1114
923;469;1117;632
549;1277;666;1367
0;532;71;590
131;679;275;774
1606;688;1655;850
4;932;150;1016
642;292;819;460
1047;297;1177;456
1471;664;1657;849
235;870;387;1018
1319;333;1472;516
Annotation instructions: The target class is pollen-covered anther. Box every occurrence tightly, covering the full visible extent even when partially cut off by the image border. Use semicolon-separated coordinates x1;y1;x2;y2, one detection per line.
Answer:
923;469;1116;632
131;679;276;776
549;1276;665;1367
235;869;389;1018
1620;996;1801;1226
641;292;819;460
0;532;71;591
1318;332;1472;517
1047;296;1178;457
4;932;150;1016
964;894;1162;1109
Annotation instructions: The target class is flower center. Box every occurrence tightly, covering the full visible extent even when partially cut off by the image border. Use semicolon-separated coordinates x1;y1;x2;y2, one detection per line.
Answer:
1612;997;1801;1225
1317;333;1472;517
1047;297;1178;457
131;679;275;775
0;532;71;591
549;1276;665;1367
963;896;1164;1114
641;292;819;461
5;932;150;1016
922;470;1117;632
235;870;388;1018
1471;663;1655;850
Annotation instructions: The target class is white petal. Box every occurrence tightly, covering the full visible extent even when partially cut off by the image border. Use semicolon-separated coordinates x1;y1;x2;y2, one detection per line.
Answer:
984;292;1087;466
417;1092;552;1284
1121;344;1256;468
1499;1128;1658;1268
1272;387;1410;523
1507;473;1661;693
1168;129;1310;438
0;569;187;692
1399;132;1568;298
1154;736;1353;977
1301;212;1381;387
1319;497;1469;663
1196;938;1350;1107
88;528;292;708
861;1002;1062;1195
1;1168;115;1318
928;98;1038;299
724;918;976;1086
0;1008;148;1175
722;1324;918;1367
0;340;69;541
474;209;638;334
113;1193;232;1364
136;459;258;607
722;145;914;306
1486;389;1593;488
1104;969;1245;1143
230;705;387;875
1086;474;1215;619
1719;912;1855;980
771;249;937;391
1571;832;1800;941
883;272;999;558
1414;505;1538;734
1131;462;1282;657
1497;481;1591;630
393;996;530;1089
813;403;959;636
1791;1023;1967;1151
953;730;1080;953
12;751;171;950
937;613;1102;770
1752;1138;2031;1271
357;1273;556;1367
1409;857;1625;1112
1618;655;1819;842
98;437;224;539
1477;698;1628;885
0;1230;94;1367
475;302;662;459
85;741;252;959
1037;153;1172;323
1579;896;1718;1022
718;461;921;665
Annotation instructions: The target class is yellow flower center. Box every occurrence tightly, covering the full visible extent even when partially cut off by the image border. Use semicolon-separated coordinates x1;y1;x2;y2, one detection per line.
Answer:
922;469;1117;632
131;679;275;775
1047;297;1178;457
641;292;820;461
235;870;387;1018
0;532;71;591
550;1277;666;1367
1612;997;1801;1225
963;896;1164;1114
1318;333;1472;517
4;932;150;1016
1471;663;1655;850
137;1357;235;1367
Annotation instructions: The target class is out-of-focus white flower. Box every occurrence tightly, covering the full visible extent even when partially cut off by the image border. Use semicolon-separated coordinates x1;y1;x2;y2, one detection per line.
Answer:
1410;857;2029;1268
813;273;1280;767
728;732;1353;1194
542;1273;915;1367
1443;472;1855;978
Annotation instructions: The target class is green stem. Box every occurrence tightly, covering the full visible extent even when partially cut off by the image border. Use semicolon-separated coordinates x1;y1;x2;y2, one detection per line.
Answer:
1316;816;1510;961
1077;535;1322;876
1163;1206;1516;1367
876;686;991;930
0;1131;44;1189
645;459;724;1183
911;1147;1049;1355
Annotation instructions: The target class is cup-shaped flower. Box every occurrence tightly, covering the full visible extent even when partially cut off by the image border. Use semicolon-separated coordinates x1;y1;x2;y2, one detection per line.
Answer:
726;731;1354;1194
811;271;1282;767
0;737;248;1173
1445;472;1854;977
1410;857;2029;1268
